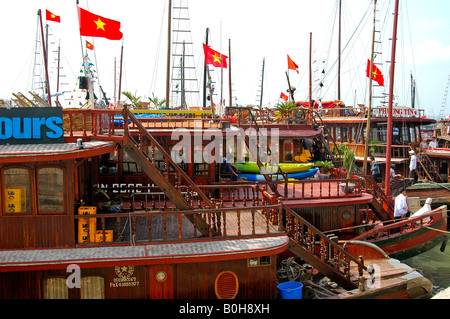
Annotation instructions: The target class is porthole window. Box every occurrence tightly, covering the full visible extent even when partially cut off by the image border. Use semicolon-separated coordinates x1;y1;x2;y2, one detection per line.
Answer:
215;271;239;299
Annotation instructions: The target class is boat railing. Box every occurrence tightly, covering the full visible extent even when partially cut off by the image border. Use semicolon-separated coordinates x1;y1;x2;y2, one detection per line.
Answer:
281;204;368;289
256;177;364;200
75;203;285;245
351;206;447;241
62;108;230;141
63;108;123;141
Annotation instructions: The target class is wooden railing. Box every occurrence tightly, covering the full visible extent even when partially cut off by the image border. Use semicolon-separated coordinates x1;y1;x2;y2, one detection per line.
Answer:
63;109;123;141
282;204;368;290
75;204;285;244
257;178;364;200
352;206;447;241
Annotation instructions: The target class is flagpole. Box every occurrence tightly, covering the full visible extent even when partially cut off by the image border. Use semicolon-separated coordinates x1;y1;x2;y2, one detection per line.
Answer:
363;0;377;175
38;9;52;106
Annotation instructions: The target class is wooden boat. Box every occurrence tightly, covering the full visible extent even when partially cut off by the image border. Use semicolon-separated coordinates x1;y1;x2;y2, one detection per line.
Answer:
234;162;313;174
0;1;437;300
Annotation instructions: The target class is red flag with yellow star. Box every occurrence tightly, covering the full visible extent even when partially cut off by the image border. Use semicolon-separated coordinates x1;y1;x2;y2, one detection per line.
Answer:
203;43;228;68
86;40;94;50
46;9;60;23
77;6;123;40
366;59;384;86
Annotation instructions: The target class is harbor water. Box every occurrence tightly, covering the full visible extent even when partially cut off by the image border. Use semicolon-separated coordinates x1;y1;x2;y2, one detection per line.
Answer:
403;244;450;297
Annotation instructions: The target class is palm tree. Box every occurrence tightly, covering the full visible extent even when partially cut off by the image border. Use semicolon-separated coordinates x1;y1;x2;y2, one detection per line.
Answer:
148;93;166;109
274;101;296;121
122;91;141;109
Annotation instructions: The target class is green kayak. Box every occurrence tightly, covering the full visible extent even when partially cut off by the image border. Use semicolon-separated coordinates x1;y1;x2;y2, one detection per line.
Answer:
234;162;313;174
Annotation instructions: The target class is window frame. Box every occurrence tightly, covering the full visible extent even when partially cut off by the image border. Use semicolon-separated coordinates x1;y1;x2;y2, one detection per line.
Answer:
1;164;67;217
36;165;65;215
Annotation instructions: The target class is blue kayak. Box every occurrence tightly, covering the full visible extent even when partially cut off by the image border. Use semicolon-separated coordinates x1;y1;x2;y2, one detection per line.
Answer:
237;169;319;182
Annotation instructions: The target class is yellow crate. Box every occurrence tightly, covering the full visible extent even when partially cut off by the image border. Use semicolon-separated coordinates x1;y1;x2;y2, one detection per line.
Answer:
78;206;97;215
95;230;113;243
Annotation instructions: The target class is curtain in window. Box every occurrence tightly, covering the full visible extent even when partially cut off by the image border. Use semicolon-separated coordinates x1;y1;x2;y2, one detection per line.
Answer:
43;278;68;299
81;276;105;299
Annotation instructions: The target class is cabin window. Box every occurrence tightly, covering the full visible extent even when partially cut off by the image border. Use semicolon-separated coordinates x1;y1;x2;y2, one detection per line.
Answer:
336;127;341;143
342;127;349;143
38;167;64;214
123;150;142;174
43;277;68;299
81;276;105;299
2;167;31;215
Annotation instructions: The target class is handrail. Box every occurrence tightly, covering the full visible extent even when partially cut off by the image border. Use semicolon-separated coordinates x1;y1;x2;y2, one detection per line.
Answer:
281;204;368;287
352;206;447;241
357;174;395;220
75;204;284;243
122;106;215;209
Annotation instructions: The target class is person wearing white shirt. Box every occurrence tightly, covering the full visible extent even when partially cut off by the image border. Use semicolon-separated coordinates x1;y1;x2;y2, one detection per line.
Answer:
409;150;418;183
429;137;438;149
394;188;409;218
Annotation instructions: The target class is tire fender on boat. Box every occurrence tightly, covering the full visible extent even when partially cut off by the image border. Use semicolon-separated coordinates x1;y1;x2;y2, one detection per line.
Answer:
440;235;448;253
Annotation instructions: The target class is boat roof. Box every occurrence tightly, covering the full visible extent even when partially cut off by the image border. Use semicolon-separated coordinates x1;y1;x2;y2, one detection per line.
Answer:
0;235;289;272
0;140;118;163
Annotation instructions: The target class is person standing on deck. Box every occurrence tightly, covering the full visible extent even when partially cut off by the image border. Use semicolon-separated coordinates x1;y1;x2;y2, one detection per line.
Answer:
409;150;418;183
370;154;382;183
394;188;410;219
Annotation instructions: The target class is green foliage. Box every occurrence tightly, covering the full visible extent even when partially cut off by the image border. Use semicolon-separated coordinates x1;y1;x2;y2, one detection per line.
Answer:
148;93;166;109
315;160;335;174
342;149;356;179
122;91;141;109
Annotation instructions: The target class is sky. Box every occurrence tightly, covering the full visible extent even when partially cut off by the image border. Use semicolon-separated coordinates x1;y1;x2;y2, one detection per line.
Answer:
1;0;450;119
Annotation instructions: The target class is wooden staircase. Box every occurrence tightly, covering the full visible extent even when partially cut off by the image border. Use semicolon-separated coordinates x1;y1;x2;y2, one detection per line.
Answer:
416;148;443;183
121;107;217;236
282;204;369;290
361;175;394;222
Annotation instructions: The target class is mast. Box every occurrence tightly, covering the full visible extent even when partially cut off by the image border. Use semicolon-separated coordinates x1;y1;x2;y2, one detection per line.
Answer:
203;28;209;108
118;43;124;108
181;41;186;109
309;32;313;122
229;39;232;108
114;57;117;106
259;58;265;109
385;0;400;197
56;41;61;106
166;0;172;109
363;0;377;175
338;0;342;101
38;9;52;106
